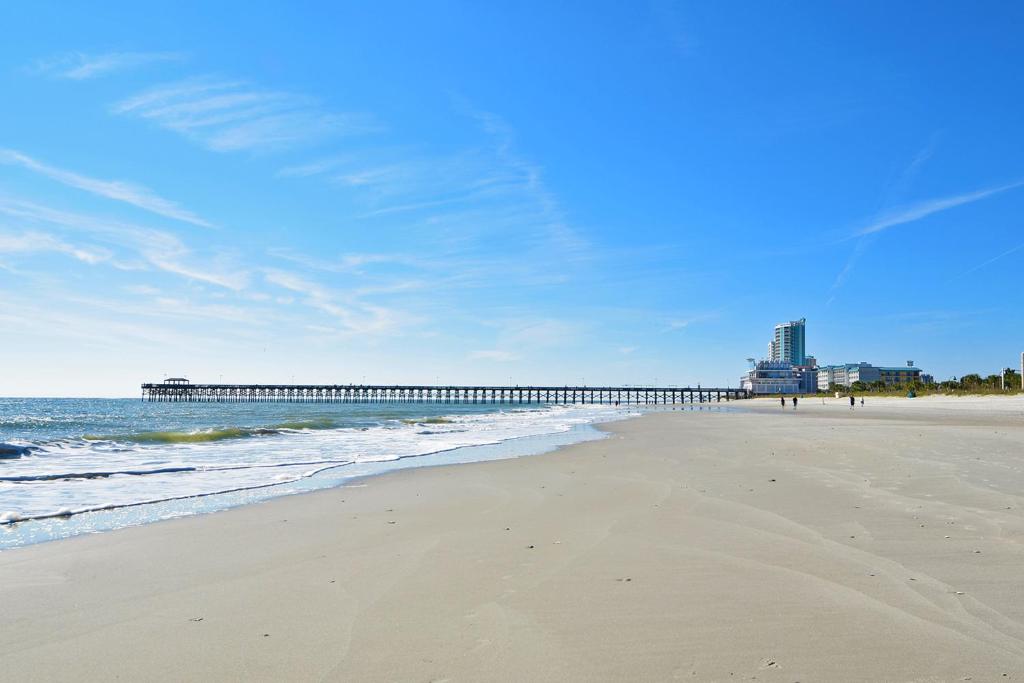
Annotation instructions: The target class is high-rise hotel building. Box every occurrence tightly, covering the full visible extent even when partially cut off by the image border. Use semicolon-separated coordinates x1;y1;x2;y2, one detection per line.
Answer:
769;318;806;366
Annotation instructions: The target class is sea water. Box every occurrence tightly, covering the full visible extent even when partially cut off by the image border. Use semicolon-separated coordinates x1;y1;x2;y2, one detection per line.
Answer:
0;398;637;549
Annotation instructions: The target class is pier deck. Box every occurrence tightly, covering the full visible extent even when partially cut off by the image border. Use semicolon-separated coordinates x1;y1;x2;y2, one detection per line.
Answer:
141;383;749;405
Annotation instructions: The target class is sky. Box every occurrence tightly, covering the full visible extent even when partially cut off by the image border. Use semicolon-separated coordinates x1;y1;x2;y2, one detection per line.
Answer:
1;1;1023;397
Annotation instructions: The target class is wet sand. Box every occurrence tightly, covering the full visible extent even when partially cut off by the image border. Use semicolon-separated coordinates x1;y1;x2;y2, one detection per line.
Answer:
2;396;1024;681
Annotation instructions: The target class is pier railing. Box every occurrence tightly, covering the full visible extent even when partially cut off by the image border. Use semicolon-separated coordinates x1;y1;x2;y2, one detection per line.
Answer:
141;383;749;405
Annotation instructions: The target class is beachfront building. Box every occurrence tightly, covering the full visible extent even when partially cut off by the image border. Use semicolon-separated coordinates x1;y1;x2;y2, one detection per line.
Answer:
769;318;807;365
795;363;818;392
817;363;924;390
741;317;818;394
875;365;923;385
740;360;817;395
816;366;835;391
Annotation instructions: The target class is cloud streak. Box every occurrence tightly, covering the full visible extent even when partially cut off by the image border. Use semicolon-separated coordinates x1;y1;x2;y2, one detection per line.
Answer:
0;197;245;289
29;51;184;80
113;77;376;153
952;241;1024;280
263;269;410;334
831;175;1024;302
0;230;111;264
666;312;718;331
856;180;1024;237
0;149;213;228
278;102;589;262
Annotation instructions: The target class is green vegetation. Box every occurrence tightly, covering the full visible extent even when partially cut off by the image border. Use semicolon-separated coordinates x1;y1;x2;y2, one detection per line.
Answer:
827;369;1023;397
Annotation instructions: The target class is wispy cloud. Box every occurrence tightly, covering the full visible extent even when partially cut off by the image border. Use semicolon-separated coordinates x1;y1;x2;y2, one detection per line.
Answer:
463;105;588;257
69;292;267;325
856;180;1024;237
667;312;718;331
263;269;412;334
0;296;230;350
952;241;1024;280
276;156;350;178
830;234;873;292
267;247;425;274
29;51;184;80
0;149;213;228
113;77;376;153
0;197;246;289
830;164;1024;301
289;151;510;207
280;102;588;261
501;318;580;348
0;230;111;264
464;317;580;366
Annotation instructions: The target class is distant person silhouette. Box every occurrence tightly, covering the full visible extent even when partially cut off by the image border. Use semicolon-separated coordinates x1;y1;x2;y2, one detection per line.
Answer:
850;395;855;409
860;398;864;407
793;396;798;409
781;396;786;408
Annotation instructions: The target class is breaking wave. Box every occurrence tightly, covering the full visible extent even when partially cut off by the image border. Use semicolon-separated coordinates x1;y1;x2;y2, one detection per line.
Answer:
0;401;636;531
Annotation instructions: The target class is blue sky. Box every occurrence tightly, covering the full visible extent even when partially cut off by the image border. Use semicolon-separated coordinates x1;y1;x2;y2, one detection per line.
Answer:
2;2;1023;396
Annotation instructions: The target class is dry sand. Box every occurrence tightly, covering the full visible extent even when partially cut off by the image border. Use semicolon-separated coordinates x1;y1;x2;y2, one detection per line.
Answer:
2;396;1024;681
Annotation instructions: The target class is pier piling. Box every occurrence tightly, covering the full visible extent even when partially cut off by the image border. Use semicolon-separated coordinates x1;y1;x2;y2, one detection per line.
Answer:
141;383;750;404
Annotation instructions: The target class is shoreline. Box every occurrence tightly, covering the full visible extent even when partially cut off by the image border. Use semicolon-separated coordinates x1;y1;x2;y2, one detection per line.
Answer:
3;397;1024;680
1;404;655;550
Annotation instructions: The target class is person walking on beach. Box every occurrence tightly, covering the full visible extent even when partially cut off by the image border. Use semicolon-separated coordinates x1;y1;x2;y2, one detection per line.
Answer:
860;397;864;407
793;396;798;409
850;395;855;409
781;396;786;408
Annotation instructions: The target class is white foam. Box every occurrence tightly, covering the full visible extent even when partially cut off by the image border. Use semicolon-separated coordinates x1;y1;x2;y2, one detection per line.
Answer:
0;405;636;520
0;511;22;524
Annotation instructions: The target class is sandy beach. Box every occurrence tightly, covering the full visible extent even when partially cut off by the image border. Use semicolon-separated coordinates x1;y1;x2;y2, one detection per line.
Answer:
2;396;1024;681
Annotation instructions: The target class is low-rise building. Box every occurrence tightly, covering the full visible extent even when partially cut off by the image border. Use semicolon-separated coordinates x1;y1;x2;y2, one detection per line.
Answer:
817;365;837;391
874;365;923;385
740;361;817;395
817;362;923;389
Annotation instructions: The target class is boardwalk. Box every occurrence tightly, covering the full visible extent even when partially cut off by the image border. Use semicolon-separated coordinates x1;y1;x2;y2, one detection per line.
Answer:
141;382;749;405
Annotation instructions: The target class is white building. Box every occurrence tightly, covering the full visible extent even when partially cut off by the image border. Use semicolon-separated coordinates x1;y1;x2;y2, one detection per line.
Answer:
741;360;817;395
817;362;924;390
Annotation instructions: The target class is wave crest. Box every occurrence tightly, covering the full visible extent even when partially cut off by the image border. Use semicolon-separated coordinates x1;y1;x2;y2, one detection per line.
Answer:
84;427;256;444
401;417;454;425
82;418;342;445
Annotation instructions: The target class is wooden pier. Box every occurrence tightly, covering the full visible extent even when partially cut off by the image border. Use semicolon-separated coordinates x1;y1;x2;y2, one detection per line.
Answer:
141;381;749;405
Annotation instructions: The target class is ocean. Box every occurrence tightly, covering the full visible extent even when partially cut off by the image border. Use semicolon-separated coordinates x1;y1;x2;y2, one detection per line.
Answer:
0;398;635;549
